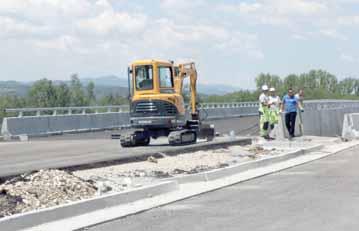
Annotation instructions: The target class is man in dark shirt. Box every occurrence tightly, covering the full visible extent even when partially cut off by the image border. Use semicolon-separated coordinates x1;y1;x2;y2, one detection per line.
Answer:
281;88;303;139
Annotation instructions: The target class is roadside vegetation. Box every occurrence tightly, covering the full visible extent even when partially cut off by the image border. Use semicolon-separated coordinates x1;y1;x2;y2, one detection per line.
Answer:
201;69;359;103
0;74;127;122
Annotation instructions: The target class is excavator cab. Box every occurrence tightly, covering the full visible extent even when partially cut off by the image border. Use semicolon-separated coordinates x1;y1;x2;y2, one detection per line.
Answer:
127;60;186;129
121;59;214;147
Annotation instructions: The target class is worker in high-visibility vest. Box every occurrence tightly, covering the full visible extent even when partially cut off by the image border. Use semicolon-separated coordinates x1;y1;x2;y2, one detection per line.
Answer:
258;85;272;140
269;87;281;130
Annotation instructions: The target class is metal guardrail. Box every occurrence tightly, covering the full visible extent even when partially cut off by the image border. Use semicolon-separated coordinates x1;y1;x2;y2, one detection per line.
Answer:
5;100;359;118
303;101;359;110
5;105;130;117
5;102;260;118
197;102;259;109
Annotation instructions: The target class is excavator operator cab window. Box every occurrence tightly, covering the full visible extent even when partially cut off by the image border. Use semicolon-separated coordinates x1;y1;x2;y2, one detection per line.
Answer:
135;65;153;90
159;66;174;93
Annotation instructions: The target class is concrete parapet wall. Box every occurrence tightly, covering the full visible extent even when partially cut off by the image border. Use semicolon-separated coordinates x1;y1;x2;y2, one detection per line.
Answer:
1;113;130;137
302;104;359;137
2;100;359;137
1;105;259;137
200;106;258;119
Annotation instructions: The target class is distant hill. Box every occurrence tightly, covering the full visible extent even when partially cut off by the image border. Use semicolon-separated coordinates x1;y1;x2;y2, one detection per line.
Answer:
82;75;238;95
0;75;238;98
81;75;128;87
80;75;129;98
0;78;128;98
0;81;30;96
197;83;239;95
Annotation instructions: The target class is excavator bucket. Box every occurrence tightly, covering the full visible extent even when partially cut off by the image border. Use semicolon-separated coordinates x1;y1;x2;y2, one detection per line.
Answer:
198;123;215;141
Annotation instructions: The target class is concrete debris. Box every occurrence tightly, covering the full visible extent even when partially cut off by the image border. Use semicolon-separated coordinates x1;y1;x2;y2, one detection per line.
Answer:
147;156;158;163
74;145;278;191
95;181;113;194
0;169;97;218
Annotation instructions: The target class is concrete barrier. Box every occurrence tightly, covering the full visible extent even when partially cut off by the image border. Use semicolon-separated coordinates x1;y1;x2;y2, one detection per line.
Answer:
342;113;359;139
268;100;359;138
2;100;359;137
302;106;359;137
203;107;258;119
0;107;251;136
1;113;130;137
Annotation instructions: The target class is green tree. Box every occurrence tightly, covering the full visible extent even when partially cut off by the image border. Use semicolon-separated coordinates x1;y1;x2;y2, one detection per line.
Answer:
283;74;299;90
86;81;96;105
55;83;71;107
0;95;26;122
70;74;87;106
28;79;57;107
255;73;283;92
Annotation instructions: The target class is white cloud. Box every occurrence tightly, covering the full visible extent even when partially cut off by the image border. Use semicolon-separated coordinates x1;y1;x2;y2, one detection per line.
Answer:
291;34;308;40
32;35;79;51
319;29;347;40
77;11;147;35
0;0;93;19
270;0;328;16
219;0;329;26
0;16;49;38
160;0;205;10
340;54;357;63
135;19;264;60
338;15;359;25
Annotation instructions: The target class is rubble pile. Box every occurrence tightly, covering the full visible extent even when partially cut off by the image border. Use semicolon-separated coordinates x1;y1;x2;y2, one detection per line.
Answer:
0;169;97;218
74;146;254;187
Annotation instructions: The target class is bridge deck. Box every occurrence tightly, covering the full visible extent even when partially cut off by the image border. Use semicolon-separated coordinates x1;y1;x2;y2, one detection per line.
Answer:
0;117;258;178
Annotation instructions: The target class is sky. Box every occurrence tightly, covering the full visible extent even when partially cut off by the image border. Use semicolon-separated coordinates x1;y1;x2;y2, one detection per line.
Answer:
0;0;359;89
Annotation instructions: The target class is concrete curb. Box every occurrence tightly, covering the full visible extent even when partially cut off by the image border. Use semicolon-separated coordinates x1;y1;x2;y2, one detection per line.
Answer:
0;181;178;231
170;144;324;184
160;138;252;156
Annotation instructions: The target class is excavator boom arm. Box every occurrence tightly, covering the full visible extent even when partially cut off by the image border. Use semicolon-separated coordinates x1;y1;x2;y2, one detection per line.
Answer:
176;62;198;118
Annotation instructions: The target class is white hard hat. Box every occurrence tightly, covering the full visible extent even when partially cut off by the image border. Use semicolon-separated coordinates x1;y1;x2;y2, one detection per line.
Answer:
261;85;269;91
269;87;275;92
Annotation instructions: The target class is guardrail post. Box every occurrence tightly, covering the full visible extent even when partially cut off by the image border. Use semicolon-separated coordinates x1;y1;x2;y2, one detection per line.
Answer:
68;109;72;115
18;111;23;118
36;110;41;117
53;110;57;116
82;109;86;115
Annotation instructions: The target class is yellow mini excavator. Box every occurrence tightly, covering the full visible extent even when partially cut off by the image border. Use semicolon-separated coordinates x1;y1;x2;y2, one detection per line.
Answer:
120;59;215;147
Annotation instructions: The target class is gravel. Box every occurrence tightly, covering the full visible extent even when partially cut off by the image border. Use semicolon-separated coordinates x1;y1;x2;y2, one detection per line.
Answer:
0;169;97;218
73;144;282;192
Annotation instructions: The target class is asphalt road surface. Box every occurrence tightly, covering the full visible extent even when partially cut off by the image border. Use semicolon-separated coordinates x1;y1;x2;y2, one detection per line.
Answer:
87;147;359;231
0;116;258;177
30;116;259;141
